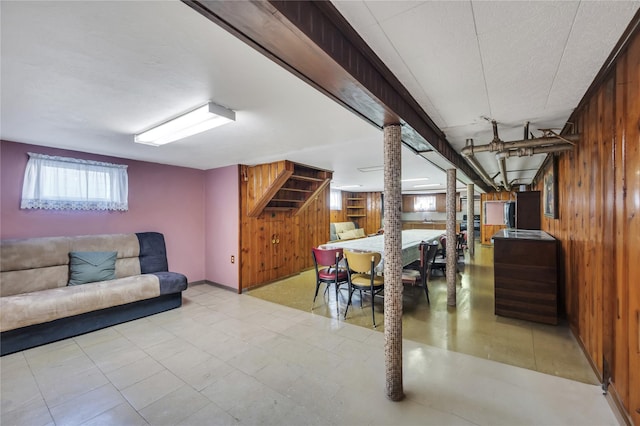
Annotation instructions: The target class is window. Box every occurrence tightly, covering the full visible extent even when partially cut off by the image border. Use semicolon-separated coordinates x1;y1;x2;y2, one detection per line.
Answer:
21;152;128;211
330;189;342;210
414;195;436;212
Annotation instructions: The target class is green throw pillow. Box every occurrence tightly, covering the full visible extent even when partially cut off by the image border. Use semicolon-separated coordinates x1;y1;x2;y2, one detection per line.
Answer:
68;251;117;286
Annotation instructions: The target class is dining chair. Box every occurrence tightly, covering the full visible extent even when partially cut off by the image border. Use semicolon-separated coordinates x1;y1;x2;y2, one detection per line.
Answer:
402;240;439;304
456;232;467;259
431;235;447;275
343;250;383;328
311;247;349;314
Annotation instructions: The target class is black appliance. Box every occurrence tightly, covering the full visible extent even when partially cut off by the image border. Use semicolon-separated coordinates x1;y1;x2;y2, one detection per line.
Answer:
504;201;516;228
461;214;481;231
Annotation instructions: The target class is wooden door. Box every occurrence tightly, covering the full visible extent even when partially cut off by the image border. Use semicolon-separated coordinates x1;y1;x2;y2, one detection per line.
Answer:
269;218;293;281
262;215;305;282
266;219;280;274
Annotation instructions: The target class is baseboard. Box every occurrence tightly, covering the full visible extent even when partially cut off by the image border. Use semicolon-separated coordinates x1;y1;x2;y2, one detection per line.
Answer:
606;383;634;426
569;323;634;424
241;270;309;293
569;322;604;383
200;280;239;292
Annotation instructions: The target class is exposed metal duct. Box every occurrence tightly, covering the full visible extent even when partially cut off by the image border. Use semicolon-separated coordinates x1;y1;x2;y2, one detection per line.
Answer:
461;134;580;157
495;143;575;159
461;120;578;191
464;139;500;191
498;157;510;191
494;121;509;190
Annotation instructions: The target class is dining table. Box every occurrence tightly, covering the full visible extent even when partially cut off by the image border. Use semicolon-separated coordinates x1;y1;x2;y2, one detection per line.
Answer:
320;229;444;271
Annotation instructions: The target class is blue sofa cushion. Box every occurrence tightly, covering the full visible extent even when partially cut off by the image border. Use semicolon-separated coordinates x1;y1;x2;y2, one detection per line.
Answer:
136;232;169;273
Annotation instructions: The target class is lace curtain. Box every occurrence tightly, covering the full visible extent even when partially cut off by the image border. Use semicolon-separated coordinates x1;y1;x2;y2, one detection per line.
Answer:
414;195;436;212
21;152;129;211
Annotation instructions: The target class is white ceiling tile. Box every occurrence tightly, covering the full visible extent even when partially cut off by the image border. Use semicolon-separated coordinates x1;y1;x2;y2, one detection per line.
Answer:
501;155;546;186
377;1;476;62
332;1;378;28
376;1;489;127
365;1;430;23
546;1;640;111
472;1;580;37
334;2;454;127
409;57;490;127
476;1;579;120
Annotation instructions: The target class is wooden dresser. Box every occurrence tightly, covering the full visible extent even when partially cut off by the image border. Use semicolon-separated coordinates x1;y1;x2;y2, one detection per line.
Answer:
492;229;558;325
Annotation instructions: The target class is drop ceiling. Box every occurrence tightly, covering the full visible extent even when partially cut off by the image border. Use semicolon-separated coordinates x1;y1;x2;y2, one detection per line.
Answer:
1;1;638;194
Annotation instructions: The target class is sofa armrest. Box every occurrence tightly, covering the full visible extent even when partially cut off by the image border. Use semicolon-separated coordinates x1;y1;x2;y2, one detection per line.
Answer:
149;271;188;295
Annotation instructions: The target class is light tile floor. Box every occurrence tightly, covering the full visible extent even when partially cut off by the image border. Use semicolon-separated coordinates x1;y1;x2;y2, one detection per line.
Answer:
248;242;598;385
1;281;619;425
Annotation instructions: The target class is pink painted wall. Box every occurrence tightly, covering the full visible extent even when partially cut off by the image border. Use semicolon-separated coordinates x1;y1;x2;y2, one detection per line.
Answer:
204;165;239;290
1;140;206;282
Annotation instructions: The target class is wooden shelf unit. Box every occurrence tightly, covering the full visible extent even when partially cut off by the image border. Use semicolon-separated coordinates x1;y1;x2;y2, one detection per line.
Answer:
345;195;366;225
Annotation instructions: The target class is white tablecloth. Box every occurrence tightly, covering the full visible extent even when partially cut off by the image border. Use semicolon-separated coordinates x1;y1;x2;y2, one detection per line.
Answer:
321;229;444;270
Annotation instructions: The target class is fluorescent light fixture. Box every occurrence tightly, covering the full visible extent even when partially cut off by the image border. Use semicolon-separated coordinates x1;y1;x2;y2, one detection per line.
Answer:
413;183;441;188
334;184;362;189
401;178;430;182
134;102;235;146
357;165;384;172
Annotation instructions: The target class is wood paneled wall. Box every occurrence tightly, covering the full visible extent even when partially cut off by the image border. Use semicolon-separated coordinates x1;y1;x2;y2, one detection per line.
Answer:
330;191;382;235
239;166;331;290
536;23;639;424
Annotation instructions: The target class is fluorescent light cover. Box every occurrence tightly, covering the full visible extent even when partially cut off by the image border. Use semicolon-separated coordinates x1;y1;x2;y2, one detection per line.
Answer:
134;102;235;146
401;178;430;182
413;183;440;188
357;165;384;172
335;184;362;189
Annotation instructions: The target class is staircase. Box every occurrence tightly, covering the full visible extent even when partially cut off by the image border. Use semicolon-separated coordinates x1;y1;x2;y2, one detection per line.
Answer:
244;160;332;217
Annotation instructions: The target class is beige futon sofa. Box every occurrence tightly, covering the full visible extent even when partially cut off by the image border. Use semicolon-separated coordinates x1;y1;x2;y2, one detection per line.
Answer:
0;232;187;355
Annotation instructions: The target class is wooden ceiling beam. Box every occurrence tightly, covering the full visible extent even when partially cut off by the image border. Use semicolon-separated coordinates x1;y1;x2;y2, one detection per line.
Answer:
185;0;492;192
